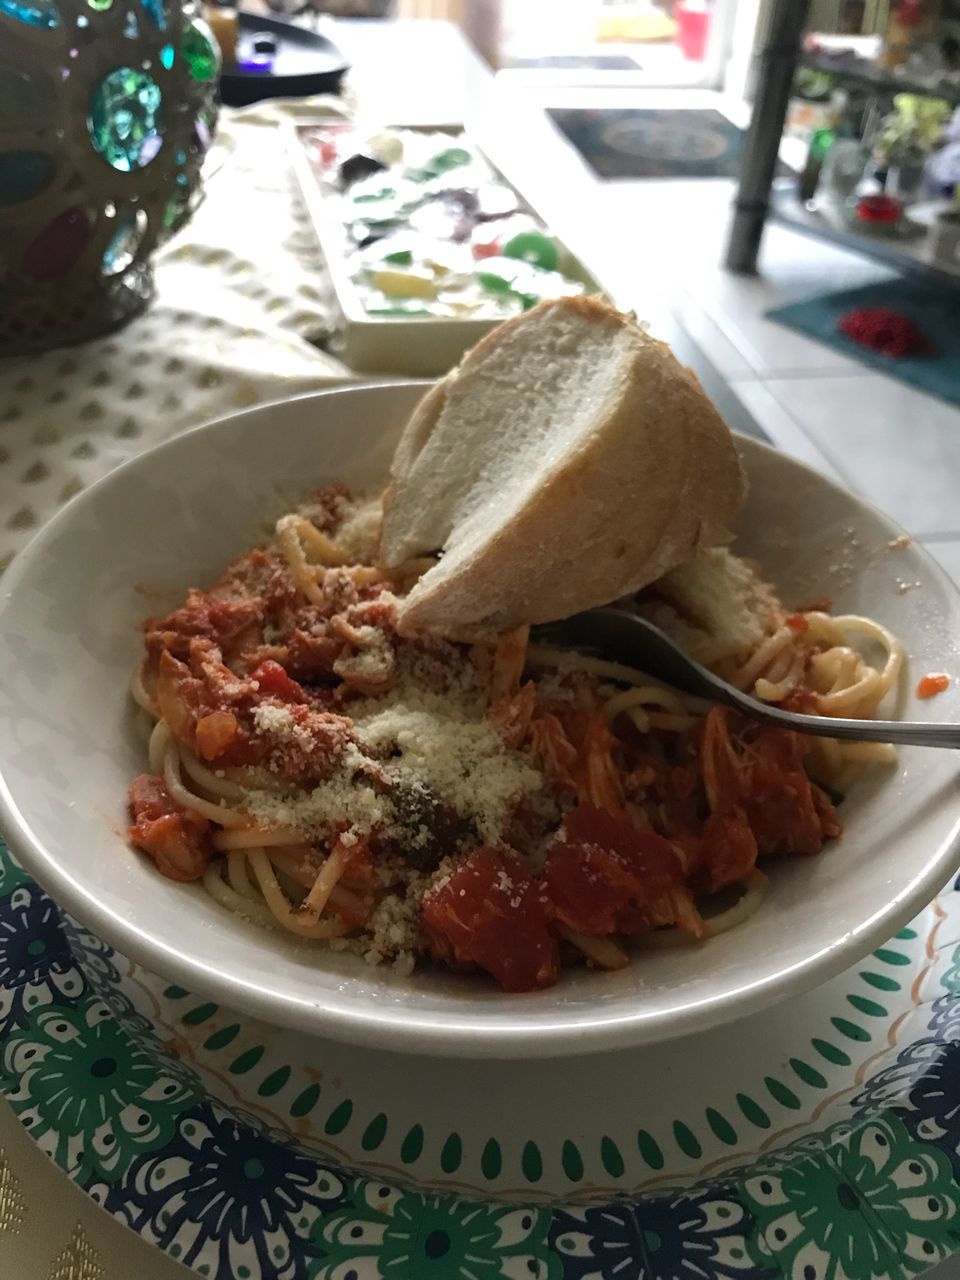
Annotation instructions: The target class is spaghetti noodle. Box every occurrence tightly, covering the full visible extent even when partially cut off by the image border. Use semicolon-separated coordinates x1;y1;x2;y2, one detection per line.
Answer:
126;485;902;991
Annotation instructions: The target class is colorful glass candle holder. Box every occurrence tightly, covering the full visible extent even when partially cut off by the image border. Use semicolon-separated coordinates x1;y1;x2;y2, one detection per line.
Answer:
0;0;221;354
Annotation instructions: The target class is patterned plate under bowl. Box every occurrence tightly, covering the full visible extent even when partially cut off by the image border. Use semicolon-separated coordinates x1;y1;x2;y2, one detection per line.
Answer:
4;841;960;1280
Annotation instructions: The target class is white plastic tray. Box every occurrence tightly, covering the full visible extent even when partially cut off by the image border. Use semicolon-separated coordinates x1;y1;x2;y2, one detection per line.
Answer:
285;120;605;377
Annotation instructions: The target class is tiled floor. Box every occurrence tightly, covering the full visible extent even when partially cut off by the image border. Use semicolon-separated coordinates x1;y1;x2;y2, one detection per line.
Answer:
484;84;960;593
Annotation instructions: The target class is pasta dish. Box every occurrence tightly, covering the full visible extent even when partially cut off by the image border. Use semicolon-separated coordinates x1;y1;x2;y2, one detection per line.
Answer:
128;486;903;992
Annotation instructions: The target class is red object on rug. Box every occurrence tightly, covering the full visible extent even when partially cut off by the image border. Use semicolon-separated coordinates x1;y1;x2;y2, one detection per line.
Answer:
837;307;933;358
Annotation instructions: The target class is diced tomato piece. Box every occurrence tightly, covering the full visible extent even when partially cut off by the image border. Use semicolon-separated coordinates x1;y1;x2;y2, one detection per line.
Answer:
421;849;558;993
251;659;307;703
785;612;809;634
543;804;690;936
741;730;826;857
128;773;212;882
195;710;239;761
695;807;758;893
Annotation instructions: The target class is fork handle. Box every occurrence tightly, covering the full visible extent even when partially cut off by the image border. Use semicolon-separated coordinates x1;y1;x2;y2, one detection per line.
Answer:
727;686;960;750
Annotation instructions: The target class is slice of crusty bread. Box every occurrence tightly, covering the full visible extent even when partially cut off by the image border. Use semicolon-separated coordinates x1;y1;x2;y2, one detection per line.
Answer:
379;297;747;639
636;547;785;668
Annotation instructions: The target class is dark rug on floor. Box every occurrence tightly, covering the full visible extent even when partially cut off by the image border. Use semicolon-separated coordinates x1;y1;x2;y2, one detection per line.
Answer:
767;279;960;409
548;106;743;179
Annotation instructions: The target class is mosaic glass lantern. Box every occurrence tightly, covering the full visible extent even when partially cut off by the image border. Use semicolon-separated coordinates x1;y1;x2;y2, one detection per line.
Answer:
0;0;220;353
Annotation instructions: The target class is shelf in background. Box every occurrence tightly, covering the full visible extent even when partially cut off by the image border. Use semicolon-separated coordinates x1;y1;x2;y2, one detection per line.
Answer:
799;49;960;107
769;181;960;289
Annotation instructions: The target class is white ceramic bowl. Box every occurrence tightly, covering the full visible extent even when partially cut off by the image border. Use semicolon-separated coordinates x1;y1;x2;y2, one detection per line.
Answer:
2;384;959;1058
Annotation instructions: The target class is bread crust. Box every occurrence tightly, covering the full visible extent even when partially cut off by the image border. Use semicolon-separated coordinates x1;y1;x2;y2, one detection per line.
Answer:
380;297;747;640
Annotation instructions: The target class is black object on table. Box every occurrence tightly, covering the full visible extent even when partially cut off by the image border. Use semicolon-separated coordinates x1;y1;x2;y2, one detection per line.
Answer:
724;0;811;274
219;11;349;107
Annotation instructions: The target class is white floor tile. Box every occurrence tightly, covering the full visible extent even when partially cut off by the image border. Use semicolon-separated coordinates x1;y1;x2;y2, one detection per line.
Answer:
924;539;960;588
672;299;755;380
728;379;844;482
760;375;960;538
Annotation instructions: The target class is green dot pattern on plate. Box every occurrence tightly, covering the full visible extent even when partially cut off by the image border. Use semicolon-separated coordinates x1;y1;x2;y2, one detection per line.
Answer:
875;947;911;965
672;1121;702;1159
481;1138;502;1180
789;1058;828;1089
440;1133;462;1174
522;1140;542;1183
183;18;220;83
400;1125;423;1164
764;1077;801;1110
896;927;917;940
561;1140;583;1182
164;985;188;999
637;1129;664;1169
289;1084;320;1118
600;1136;625;1176
257;1066;290;1098
228;1046;264;1075
847;994;888;1018
735;1094;770;1129
832;1016;871;1042
361;1113;387;1152
324;1100;352;1136
812;1038;851;1066
88;67;163;173
182;1002;217;1026
705;1108;738;1146
202;1024;239;1052
0;0;59;27
860;970;901;992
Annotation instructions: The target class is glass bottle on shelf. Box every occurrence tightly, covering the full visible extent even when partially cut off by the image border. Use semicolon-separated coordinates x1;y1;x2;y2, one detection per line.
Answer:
819;93;869;213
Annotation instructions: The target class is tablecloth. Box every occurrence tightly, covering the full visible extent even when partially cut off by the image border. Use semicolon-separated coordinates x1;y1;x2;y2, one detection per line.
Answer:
0;97;360;577
0;94;362;1280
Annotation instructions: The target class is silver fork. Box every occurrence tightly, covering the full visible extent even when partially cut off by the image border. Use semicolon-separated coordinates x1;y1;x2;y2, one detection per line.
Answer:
533;607;960;750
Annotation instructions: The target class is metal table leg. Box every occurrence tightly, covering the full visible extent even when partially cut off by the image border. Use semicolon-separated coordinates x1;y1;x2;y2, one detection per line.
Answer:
725;0;812;275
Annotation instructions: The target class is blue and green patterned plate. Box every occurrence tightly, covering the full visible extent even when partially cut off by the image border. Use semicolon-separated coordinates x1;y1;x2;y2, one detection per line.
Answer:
3;836;960;1280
